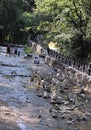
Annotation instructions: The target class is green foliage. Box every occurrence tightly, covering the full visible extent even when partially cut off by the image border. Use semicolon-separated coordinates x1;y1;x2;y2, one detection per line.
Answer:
1;0;91;60
30;0;91;59
0;0;35;44
24;47;33;53
0;0;23;42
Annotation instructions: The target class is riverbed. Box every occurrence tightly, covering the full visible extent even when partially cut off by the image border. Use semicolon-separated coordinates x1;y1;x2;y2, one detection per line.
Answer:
0;46;91;130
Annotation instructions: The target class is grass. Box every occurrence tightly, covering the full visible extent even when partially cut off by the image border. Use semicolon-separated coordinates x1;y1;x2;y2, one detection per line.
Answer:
24;47;33;54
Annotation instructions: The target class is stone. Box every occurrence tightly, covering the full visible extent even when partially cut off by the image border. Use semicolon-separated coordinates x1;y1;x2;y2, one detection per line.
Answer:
37;93;43;97
36;45;46;57
51;110;58;118
67;121;73;125
52;113;58;118
45;55;50;64
55;97;63;104
49;57;57;67
49;107;52;112
80;94;86;98
37;114;42;118
74;128;79;130
43;91;48;98
61;116;65;119
32;42;36;50
50;99;56;104
27;53;32;58
82;115;88;121
67;93;75;103
64;101;70;105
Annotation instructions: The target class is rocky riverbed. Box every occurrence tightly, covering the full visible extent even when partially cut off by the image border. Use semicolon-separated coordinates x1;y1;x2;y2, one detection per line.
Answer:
0;46;91;130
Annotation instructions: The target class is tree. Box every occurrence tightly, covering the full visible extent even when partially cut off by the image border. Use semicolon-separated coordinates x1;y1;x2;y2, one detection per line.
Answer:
0;0;23;42
30;0;91;59
0;0;35;44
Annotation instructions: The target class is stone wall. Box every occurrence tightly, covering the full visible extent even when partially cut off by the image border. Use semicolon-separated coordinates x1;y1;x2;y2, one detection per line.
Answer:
29;42;91;124
44;55;91;91
29;41;91;91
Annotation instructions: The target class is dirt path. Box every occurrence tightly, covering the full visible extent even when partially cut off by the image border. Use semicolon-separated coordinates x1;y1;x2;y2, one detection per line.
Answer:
0;46;61;130
0;100;20;130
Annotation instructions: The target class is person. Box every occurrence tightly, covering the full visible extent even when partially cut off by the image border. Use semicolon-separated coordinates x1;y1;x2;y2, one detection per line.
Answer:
34;56;39;64
14;48;17;55
18;51;20;56
7;45;10;55
47;46;50;55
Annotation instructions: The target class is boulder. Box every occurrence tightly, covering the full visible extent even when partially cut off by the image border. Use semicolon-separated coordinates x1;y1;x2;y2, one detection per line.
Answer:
45;55;50;64
49;57;57;67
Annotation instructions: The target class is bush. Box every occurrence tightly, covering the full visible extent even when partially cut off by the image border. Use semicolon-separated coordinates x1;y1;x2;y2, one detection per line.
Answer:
24;47;33;54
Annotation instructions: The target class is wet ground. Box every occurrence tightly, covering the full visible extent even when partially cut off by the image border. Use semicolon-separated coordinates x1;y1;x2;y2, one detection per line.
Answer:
0;46;91;130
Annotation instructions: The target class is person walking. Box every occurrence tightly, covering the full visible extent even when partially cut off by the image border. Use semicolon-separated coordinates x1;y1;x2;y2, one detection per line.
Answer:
14;48;17;55
7;45;11;55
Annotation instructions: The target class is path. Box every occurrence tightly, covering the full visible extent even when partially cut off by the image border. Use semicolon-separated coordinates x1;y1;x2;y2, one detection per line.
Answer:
0;46;91;130
0;46;62;130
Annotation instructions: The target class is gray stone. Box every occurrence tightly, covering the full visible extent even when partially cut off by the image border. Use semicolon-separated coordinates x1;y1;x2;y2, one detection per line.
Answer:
43;91;48;98
67;120;73;125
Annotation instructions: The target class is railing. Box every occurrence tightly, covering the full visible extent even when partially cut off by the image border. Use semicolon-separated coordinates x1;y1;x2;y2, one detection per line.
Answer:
47;48;91;76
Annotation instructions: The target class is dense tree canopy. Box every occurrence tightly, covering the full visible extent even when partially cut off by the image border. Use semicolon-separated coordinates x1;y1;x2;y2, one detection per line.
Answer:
30;0;91;59
0;0;91;60
0;0;35;44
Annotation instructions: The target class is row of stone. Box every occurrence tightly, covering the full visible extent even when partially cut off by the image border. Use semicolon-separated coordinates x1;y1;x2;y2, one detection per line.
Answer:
34;62;91;126
32;42;91;87
45;55;91;89
30;41;91;90
29;40;91;77
29;41;91;129
48;49;91;76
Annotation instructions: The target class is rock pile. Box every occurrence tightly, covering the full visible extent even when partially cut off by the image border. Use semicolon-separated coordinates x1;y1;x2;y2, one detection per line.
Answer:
31;66;91;128
28;42;91;129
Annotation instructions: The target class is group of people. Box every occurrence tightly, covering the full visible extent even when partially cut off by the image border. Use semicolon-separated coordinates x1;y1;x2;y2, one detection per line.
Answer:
7;45;20;56
6;44;40;64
